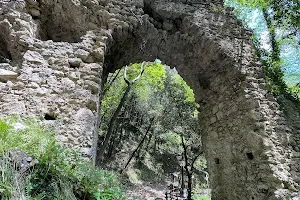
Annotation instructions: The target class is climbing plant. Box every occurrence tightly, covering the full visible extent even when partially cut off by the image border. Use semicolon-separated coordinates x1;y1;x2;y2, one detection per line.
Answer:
225;0;300;100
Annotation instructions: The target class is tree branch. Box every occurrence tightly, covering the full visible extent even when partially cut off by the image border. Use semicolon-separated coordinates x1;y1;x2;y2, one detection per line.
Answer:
103;67;123;96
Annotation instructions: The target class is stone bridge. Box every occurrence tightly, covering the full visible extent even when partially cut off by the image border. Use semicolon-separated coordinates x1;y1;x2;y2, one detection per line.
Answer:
0;0;299;199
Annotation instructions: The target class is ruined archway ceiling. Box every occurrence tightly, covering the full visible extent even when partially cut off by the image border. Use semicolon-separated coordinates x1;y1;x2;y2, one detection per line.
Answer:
0;0;255;102
103;0;256;103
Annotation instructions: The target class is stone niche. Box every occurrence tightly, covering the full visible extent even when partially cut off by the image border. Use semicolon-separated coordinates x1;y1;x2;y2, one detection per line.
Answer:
0;0;299;199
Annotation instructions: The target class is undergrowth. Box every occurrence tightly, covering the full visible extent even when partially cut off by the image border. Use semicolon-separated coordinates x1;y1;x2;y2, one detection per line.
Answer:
0;116;126;200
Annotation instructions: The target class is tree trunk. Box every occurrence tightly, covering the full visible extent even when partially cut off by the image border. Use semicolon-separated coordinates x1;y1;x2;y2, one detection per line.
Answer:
102;67;122;96
145;133;153;152
120;118;155;173
97;63;146;164
107;129;117;158
97;84;132;163
181;135;190;200
181;165;184;189
187;173;192;200
262;8;280;61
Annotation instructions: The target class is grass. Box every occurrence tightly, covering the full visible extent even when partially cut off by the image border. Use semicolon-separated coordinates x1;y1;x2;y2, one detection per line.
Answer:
0;116;127;200
194;195;211;200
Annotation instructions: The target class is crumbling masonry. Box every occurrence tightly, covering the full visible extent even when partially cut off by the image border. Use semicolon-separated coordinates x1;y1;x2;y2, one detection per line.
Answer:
0;0;300;199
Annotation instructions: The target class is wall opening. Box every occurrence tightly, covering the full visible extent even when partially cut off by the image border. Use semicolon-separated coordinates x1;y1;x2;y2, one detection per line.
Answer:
97;0;271;198
100;16;241;198
215;158;220;164
97;61;209;196
246;152;254;160
44;113;57;120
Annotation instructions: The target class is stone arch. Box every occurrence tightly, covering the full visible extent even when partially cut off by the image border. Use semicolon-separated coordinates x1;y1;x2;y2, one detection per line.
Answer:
0;0;298;199
101;1;297;199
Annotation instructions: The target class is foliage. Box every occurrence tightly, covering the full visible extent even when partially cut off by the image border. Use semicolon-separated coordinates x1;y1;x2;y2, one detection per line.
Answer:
193;194;211;200
100;61;208;197
229;0;300;31
0;152;20;199
225;0;300;100
0;117;126;200
101;61;165;118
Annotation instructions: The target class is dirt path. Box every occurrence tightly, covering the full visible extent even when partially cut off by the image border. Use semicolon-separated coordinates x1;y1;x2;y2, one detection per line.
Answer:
126;180;168;200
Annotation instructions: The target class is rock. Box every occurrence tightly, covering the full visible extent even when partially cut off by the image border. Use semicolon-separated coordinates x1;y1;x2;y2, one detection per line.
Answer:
0;69;18;81
163;20;173;31
80;147;93;156
29;8;40;17
61;77;76;91
74;49;90;61
68;58;82;68
23;51;46;65
0;63;12;70
12;122;26;130
91;47;104;61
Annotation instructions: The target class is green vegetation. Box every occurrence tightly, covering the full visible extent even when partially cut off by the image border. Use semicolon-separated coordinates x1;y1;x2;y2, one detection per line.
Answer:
194;194;211;200
225;0;300;100
0;117;126;200
99;61;209;199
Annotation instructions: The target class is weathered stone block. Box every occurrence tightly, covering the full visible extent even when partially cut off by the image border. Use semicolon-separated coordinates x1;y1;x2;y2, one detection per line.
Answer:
0;69;18;82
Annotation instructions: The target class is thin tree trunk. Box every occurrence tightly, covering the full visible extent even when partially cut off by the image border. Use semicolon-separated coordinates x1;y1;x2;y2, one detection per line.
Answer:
262;8;280;61
102;67;123;96
107;127;118;158
187;173;192;199
181;165;184;189
98;68;122;138
115;127;124;153
97;63;146;163
120;118;155;173
145;133;153;152
181;135;192;200
181;136;203;200
97;84;132;162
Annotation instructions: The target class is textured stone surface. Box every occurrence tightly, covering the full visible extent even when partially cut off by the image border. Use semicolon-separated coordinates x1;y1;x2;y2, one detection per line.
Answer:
0;0;300;199
0;68;18;81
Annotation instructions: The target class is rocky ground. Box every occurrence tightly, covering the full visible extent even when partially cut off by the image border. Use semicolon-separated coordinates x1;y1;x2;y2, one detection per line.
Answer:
126;181;167;200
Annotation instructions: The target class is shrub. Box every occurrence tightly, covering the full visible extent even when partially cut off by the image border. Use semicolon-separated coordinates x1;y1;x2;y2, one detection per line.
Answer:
0;117;126;200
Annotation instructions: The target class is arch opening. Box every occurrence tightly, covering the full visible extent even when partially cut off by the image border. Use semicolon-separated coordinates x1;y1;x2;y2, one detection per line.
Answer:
97;60;209;197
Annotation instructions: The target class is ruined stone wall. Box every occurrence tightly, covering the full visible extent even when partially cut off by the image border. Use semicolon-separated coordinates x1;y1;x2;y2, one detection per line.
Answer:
0;0;299;199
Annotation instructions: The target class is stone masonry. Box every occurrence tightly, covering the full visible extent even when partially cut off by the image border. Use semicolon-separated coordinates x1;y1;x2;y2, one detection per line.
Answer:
0;0;299;199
